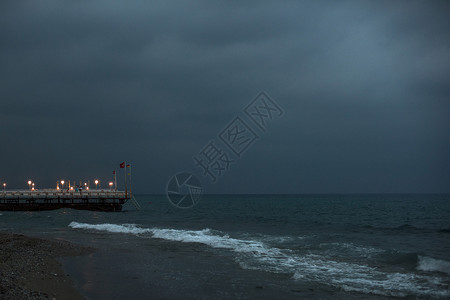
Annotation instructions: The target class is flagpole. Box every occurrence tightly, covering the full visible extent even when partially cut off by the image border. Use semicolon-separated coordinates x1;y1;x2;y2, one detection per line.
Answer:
129;164;132;199
114;170;117;192
124;161;127;199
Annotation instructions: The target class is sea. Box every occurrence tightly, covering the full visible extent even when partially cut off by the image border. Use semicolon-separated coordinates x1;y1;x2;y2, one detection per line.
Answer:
1;194;449;299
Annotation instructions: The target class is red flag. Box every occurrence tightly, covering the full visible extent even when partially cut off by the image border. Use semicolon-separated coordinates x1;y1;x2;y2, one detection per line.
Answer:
112;170;116;175
120;162;125;168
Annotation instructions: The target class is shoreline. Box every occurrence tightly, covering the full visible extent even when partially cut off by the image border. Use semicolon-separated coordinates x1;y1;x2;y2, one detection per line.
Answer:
0;232;94;299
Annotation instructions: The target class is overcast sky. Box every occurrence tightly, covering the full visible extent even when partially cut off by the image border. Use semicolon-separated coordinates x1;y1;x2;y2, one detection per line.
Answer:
1;0;449;194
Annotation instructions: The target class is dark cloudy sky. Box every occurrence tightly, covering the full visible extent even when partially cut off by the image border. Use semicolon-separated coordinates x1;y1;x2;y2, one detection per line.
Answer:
1;0;449;194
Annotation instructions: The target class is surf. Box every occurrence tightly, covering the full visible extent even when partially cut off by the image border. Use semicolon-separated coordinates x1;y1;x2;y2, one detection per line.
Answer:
69;222;450;298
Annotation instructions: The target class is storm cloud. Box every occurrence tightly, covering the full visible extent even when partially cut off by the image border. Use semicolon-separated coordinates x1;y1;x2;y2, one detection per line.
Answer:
1;0;449;193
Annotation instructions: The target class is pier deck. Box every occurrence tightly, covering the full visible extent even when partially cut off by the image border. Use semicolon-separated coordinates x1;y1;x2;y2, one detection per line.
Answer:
0;190;129;211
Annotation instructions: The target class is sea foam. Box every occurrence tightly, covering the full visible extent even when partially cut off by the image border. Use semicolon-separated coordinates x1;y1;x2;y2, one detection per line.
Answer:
69;222;450;298
69;221;151;234
417;256;450;275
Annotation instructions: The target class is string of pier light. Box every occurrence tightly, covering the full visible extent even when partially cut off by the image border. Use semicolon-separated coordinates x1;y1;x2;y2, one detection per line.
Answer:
18;179;116;192
57;179;103;191
57;179;115;191
3;162;129;192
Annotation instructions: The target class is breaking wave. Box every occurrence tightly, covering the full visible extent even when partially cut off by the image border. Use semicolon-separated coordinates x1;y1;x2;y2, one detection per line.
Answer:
69;222;450;298
69;222;151;234
417;256;450;275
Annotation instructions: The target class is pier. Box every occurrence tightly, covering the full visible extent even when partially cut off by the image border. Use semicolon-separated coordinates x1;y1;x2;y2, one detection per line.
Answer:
0;190;129;211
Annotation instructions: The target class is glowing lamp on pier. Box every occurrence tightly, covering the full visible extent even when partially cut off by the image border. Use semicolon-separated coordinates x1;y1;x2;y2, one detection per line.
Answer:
109;182;113;191
2;183;5;192
95;180;99;189
28;180;32;190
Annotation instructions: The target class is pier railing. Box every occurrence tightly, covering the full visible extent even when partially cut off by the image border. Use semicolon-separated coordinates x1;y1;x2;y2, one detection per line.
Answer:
1;189;129;204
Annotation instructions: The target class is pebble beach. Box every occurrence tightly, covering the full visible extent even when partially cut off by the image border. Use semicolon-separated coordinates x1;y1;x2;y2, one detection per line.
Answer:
0;232;92;300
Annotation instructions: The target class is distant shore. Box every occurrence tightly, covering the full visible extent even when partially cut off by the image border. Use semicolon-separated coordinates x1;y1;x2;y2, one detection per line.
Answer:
0;232;93;299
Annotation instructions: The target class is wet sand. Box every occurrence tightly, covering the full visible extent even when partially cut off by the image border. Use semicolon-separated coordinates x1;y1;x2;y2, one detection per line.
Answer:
0;232;93;300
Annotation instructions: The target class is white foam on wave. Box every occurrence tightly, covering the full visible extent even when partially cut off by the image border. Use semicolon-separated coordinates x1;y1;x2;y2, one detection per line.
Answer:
228;232;301;248
418;256;450;275
321;269;449;298
69;222;450;298
318;242;384;259
69;221;152;234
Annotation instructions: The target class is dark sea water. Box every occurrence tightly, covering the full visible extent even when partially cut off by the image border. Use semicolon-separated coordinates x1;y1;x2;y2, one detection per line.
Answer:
1;194;450;299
